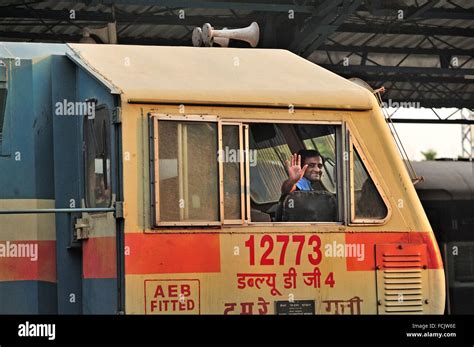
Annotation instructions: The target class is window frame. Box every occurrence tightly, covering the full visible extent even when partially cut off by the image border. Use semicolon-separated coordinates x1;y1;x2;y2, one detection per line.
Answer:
149;113;223;227
242;119;344;225
348;133;391;225
149;115;351;228
220;122;246;225
83;103;113;209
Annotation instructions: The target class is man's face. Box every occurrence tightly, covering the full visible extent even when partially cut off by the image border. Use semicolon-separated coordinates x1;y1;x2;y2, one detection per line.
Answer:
303;156;324;182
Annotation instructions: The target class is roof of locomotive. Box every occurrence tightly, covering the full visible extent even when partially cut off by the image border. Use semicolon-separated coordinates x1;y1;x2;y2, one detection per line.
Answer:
0;41;374;110
66;43;373;110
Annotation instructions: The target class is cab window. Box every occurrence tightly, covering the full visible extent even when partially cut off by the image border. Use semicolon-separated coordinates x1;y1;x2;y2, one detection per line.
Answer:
152;119;220;225
249;123;339;223
149;116;344;226
352;146;388;221
84;105;112;208
222;124;244;223
150;114;250;226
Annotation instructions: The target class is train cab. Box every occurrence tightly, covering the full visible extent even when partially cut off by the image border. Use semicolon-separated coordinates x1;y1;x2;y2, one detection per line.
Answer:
0;42;445;314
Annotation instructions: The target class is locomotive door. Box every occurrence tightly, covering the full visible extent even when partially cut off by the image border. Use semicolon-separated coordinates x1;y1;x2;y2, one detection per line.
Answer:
75;104;120;313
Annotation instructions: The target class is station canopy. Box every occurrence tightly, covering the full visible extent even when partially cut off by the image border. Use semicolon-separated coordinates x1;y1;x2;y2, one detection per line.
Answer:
0;0;472;109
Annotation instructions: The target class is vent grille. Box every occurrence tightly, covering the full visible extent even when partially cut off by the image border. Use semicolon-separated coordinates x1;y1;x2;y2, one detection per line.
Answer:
376;244;428;314
454;245;474;282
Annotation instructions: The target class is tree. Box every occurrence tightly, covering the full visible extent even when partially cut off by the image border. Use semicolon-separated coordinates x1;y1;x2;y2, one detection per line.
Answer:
421;149;437;161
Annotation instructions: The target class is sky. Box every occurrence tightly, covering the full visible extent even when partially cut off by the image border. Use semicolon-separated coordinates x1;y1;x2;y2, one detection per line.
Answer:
385;107;472;162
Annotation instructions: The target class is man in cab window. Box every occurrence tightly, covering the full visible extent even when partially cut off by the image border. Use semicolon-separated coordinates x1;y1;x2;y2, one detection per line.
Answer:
281;150;327;196
279;149;336;222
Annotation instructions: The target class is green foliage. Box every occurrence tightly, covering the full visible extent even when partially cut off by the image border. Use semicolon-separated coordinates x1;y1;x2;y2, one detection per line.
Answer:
421;149;437;161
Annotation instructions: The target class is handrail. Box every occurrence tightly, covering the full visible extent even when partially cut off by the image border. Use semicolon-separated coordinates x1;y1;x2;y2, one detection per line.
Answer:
0;207;115;215
375;92;423;185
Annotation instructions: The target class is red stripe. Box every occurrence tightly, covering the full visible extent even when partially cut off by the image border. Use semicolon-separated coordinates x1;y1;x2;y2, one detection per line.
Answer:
125;233;221;274
408;231;444;270
83;237;117;279
345;231;443;271
0;240;56;282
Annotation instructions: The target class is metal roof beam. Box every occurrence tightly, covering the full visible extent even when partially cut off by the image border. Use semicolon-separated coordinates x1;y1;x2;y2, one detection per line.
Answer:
321;64;474;77
0;30;189;45
390;118;474;124
301;0;363;57
118;37;188;45
391;100;474;108
350;75;474;84
289;0;345;53
336;23;474;37
385;86;474;99
0;30;77;42
0;7;113;22
289;0;362;56
417;8;474;20
367;7;474;20
0;8;272;27
404;0;440;21
319;44;474;57
56;0;315;13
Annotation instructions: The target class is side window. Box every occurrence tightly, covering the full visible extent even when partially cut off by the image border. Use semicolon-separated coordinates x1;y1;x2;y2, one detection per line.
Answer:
300;127;336;193
249;123;339;223
84;105;112;208
249;124;291;204
154;119;219;225
149;117;341;226
150;115;247;227
352;145;388;221
221;124;244;223
0;60;8;144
